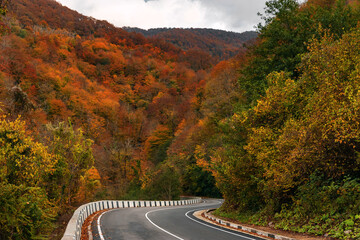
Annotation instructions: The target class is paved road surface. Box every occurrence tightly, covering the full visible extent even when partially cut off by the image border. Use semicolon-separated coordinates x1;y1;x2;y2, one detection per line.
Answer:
92;199;265;240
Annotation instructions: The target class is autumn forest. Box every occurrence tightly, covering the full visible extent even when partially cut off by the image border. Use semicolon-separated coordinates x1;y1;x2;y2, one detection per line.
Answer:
1;0;360;239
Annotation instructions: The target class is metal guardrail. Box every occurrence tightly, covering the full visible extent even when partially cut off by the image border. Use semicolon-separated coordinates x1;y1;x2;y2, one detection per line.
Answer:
61;198;202;240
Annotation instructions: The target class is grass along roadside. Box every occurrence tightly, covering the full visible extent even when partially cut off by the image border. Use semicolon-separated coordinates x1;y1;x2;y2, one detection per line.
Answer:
212;209;332;240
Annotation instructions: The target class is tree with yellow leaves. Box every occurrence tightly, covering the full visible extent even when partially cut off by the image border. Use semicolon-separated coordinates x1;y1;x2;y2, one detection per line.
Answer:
0;116;57;239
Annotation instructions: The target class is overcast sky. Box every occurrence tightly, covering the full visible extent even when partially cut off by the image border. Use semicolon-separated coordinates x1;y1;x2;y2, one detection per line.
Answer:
56;0;305;33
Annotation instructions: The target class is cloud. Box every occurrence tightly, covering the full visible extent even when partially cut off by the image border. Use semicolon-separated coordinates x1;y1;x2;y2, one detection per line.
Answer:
56;0;290;33
58;0;95;13
194;0;268;31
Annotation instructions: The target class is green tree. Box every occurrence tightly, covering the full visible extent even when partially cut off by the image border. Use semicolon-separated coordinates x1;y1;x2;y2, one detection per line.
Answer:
144;125;173;165
145;164;181;200
241;0;360;104
45;120;94;206
182;160;221;198
240;28;360;230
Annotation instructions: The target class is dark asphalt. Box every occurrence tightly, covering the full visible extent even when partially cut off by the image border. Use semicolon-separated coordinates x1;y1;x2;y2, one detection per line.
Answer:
92;199;266;240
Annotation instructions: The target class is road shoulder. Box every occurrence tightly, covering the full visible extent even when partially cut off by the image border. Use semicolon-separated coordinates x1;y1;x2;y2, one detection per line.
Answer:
194;209;330;240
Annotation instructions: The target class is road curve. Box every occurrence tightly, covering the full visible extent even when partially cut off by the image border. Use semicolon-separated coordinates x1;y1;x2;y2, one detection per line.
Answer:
91;199;266;240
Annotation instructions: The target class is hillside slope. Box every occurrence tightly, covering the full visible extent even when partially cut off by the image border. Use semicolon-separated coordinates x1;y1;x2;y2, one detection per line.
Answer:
124;27;257;59
0;1;226;238
9;0;256;61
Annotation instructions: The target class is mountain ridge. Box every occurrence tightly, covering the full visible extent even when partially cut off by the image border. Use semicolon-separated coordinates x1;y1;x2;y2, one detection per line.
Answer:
9;0;257;61
124;27;257;60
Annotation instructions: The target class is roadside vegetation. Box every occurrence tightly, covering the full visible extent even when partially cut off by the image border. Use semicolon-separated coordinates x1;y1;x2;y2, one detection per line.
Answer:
205;1;360;239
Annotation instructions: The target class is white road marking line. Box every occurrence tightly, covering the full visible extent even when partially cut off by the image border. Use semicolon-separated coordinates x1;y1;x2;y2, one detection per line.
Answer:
97;209;118;240
97;201;208;240
97;199;224;240
97;211;106;240
143;199;224;239
145;209;184;240
185;209;260;240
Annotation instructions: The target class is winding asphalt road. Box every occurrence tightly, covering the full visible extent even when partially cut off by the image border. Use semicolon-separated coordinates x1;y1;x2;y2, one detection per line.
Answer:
91;199;265;240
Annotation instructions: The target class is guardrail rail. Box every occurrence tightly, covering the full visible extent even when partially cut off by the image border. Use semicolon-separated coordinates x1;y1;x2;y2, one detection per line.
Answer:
62;198;202;240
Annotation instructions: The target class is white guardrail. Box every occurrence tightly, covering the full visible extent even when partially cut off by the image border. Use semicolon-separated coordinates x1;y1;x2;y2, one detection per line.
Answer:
61;198;202;240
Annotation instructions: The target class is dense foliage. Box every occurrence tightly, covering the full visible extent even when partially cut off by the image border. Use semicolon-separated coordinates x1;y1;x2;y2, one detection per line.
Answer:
124;27;257;60
2;0;360;239
0;117;56;239
0;0;222;238
197;0;360;239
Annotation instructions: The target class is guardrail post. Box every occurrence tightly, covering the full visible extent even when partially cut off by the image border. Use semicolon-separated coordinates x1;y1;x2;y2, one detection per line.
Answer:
62;197;202;240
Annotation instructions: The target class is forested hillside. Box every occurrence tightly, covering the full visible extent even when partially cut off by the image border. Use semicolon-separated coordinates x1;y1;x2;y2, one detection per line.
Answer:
191;0;360;239
0;0;221;238
124;27;257;60
1;0;360;239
